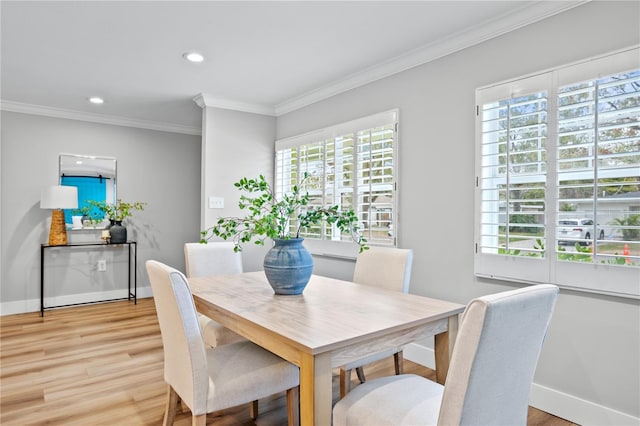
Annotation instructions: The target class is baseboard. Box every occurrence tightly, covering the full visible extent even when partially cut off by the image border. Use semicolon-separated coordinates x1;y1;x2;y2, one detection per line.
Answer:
403;341;436;369
530;383;640;426
404;342;639;426
0;286;154;316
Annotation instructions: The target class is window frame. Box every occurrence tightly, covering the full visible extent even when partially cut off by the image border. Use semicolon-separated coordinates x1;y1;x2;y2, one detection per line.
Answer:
474;47;640;299
275;109;399;259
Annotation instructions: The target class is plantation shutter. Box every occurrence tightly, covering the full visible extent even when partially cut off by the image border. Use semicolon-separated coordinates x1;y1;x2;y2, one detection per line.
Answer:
553;51;640;295
475;47;640;298
475;73;551;284
275;110;398;258
556;69;640;258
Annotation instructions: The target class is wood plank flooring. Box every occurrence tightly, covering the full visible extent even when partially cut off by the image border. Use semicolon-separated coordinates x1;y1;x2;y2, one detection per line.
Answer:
1;298;577;425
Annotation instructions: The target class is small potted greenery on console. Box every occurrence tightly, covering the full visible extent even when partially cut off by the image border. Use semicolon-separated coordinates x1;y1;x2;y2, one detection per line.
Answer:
71;206;103;229
88;199;146;243
201;174;367;295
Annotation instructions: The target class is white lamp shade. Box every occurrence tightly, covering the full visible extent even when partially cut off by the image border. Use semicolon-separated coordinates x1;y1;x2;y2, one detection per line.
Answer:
40;185;78;209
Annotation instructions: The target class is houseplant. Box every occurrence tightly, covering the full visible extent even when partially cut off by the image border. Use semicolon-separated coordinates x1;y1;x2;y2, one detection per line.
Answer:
71;206;103;229
88;199;147;243
200;174;367;294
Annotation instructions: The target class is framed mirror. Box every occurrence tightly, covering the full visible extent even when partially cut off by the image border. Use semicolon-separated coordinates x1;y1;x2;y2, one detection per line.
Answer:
58;153;117;228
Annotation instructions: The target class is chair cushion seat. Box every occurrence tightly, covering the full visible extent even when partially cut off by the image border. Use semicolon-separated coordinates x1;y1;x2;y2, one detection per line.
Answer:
333;374;442;426
197;313;245;347
205;341;300;412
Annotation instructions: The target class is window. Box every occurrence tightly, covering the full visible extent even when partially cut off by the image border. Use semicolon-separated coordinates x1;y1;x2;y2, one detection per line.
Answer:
61;176;107;223
275;110;398;257
475;48;640;298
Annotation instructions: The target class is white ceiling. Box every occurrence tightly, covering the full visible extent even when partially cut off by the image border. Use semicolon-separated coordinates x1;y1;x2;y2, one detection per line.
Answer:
1;1;584;134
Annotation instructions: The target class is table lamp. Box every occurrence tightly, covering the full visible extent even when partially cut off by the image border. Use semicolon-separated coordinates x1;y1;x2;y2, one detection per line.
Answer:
40;185;78;246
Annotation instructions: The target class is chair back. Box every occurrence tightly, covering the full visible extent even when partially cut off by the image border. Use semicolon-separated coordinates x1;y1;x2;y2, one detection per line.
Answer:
353;246;413;293
184;242;243;277
438;284;559;425
146;260;209;415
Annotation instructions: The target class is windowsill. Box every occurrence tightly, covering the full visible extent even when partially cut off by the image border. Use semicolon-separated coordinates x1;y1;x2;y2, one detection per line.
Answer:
303;239;361;260
68;227;108;231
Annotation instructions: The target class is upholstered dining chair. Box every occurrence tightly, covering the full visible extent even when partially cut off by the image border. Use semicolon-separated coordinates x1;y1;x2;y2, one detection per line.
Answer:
339;246;414;398
184;242;260;418
333;284;559;426
184;242;245;348
146;260;300;426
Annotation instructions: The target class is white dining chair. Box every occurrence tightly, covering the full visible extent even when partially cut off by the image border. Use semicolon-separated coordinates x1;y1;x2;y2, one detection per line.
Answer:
184;242;245;348
184;241;243;277
185;242;259;417
339;246;414;398
146;260;300;426
333;284;559;426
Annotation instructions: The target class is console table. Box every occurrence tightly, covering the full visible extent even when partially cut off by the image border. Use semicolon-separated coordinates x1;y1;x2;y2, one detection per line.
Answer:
40;241;137;316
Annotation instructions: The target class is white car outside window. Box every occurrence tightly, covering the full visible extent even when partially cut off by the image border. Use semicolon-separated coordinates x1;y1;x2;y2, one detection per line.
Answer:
558;218;605;245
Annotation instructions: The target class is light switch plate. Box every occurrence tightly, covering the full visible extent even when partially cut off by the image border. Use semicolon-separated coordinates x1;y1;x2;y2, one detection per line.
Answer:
209;196;224;209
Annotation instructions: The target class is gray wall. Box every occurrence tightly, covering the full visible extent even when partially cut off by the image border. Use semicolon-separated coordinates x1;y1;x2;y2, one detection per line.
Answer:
1;111;201;312
199;106;276;272
274;2;640;424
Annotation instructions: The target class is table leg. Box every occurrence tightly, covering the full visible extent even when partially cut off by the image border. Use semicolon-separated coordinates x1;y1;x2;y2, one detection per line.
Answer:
434;313;459;385
41;245;45;317
299;352;332;426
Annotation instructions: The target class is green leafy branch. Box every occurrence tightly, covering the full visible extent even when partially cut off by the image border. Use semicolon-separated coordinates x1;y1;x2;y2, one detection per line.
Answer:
200;174;368;252
87;199;147;222
557;243;593;262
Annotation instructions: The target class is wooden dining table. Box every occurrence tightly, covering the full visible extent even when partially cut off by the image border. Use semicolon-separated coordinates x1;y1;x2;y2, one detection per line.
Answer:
189;271;465;426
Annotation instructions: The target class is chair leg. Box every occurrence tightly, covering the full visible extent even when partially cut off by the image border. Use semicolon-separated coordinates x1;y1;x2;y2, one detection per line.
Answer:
340;368;352;399
394;350;404;375
286;386;300;426
163;385;179;426
191;414;206;426
250;399;259;420
355;366;366;383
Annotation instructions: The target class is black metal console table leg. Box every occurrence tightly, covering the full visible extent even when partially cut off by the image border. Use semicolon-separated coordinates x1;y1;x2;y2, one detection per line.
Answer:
40;245;45;317
40;241;137;316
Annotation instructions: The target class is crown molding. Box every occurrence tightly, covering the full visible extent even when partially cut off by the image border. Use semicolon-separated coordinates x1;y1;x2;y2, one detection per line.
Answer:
0;100;202;136
274;1;588;116
193;93;276;116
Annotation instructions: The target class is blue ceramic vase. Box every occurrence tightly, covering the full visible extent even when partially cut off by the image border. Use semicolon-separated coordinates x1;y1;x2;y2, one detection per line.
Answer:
263;238;313;295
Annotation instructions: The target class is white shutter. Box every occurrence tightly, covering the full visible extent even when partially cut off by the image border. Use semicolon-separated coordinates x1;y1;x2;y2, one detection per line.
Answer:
475;73;551;284
357;124;395;246
275;110;398;257
556;69;640;253
475;48;640;298
553;66;640;295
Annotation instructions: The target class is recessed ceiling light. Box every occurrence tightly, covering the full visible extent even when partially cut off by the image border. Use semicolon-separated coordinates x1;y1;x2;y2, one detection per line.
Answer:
183;51;204;63
89;97;104;104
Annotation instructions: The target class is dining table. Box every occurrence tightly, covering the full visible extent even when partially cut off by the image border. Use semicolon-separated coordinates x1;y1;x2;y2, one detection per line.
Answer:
189;271;465;426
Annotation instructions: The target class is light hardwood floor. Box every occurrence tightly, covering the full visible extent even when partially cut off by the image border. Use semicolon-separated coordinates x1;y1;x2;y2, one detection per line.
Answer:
1;298;577;425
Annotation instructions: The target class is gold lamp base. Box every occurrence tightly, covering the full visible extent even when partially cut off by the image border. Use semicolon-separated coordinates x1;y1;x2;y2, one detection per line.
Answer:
48;209;68;246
